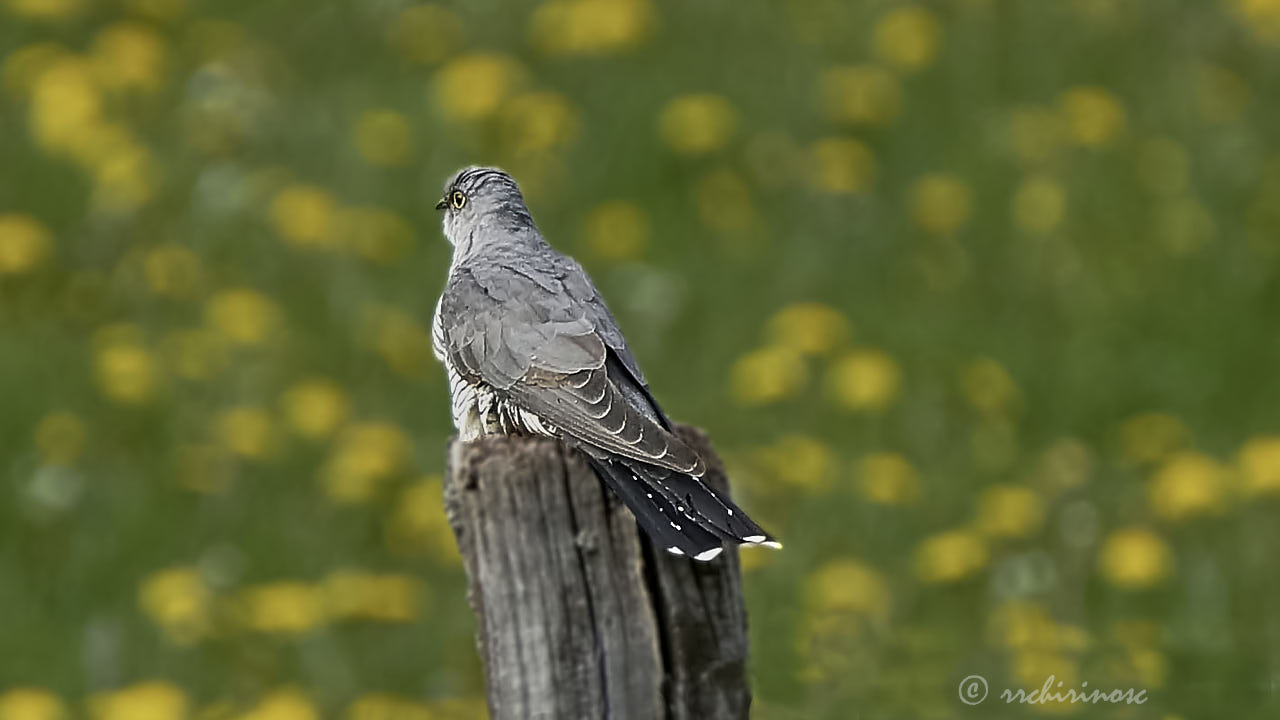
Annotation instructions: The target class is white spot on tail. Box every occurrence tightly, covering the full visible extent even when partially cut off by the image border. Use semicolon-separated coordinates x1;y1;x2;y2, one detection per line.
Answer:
743;535;767;543
762;541;783;549
694;547;724;561
666;546;684;556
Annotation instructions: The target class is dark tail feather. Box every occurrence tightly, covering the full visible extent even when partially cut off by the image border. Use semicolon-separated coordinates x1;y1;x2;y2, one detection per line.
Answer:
591;459;726;560
633;463;778;547
589;458;780;562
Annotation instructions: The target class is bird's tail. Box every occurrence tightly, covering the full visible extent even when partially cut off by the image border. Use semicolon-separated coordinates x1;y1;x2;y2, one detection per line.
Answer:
589;458;780;562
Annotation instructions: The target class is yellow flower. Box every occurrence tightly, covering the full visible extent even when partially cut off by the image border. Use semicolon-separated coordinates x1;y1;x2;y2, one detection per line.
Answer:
805;559;891;623
755;434;833;489
657;94;737;155
385;477;461;563
857;452;919;505
827;349;901;412
30;58;101;154
959;357;1020;416
1011;175;1067;234
62;119;140;173
501;91;578;155
914;529;988;583
90;22;168;93
93;328;159;405
529;0;656;56
0;214;52;274
1117;412;1187;465
1237;0;1280;43
872;5;943;71
323;570;423;623
2;43;69;97
34;411;86;465
205;288;281;346
910;173;971;235
817;64;901;126
5;0;87;19
90;682;188;720
281;378;348;441
1239;435;1280;496
161;329;229;381
729;345;807;406
270;184;338;249
237;688;318;720
583;200;649;260
347;695;433;720
239;582;326;634
353;109;412;166
26;0;97;20
808;137;875;194
1059;86;1126;147
765;302;849;357
144;244;202;298
215;406;277;461
694;168;756;233
432;53;524;122
1011;651;1079;710
1129;647;1168;690
1148;451;1227;521
138;566;212;645
976;484;1044;539
336;206;415;264
387;4;463;64
321;423;412;503
90;140;158;215
989;601;1061;651
1098;527;1173;589
0;688;66;720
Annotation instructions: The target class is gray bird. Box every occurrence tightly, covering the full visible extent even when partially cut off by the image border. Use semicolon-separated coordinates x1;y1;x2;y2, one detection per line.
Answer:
431;166;779;561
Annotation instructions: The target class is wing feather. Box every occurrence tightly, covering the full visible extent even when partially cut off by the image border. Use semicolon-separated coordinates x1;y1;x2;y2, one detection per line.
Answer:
440;263;705;475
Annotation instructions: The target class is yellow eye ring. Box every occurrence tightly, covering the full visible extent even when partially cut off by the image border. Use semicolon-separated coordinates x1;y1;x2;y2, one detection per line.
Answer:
450;190;467;210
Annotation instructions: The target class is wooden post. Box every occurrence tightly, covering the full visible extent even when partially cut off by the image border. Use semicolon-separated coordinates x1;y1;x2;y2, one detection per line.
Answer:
443;425;751;720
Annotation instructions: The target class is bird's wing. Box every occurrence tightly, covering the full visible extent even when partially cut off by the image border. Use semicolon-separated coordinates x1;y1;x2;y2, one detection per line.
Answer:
439;264;705;475
555;256;680;429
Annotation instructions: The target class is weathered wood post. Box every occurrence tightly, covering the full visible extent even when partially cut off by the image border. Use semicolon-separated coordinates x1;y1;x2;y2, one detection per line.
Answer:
443;424;751;720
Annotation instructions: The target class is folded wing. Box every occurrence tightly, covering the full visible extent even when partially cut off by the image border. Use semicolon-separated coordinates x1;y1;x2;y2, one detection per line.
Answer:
439;266;705;476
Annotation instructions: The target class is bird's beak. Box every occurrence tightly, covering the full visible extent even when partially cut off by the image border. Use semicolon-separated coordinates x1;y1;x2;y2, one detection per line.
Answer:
435;197;448;211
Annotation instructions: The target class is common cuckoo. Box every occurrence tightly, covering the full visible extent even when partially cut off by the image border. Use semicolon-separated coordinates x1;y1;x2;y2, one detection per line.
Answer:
431;167;779;561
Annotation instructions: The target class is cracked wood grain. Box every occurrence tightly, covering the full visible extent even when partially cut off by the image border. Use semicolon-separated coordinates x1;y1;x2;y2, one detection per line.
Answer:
444;425;750;720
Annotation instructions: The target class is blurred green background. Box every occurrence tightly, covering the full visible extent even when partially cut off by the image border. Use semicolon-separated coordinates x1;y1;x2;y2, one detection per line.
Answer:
3;0;1280;718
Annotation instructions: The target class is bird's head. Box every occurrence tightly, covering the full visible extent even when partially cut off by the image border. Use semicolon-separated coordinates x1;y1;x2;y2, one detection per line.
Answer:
436;166;534;248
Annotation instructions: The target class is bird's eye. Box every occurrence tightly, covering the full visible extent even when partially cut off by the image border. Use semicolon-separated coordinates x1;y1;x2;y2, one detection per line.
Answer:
450;191;467;210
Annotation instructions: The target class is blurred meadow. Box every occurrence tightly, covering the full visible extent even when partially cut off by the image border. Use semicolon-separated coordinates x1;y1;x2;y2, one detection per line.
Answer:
3;0;1280;718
